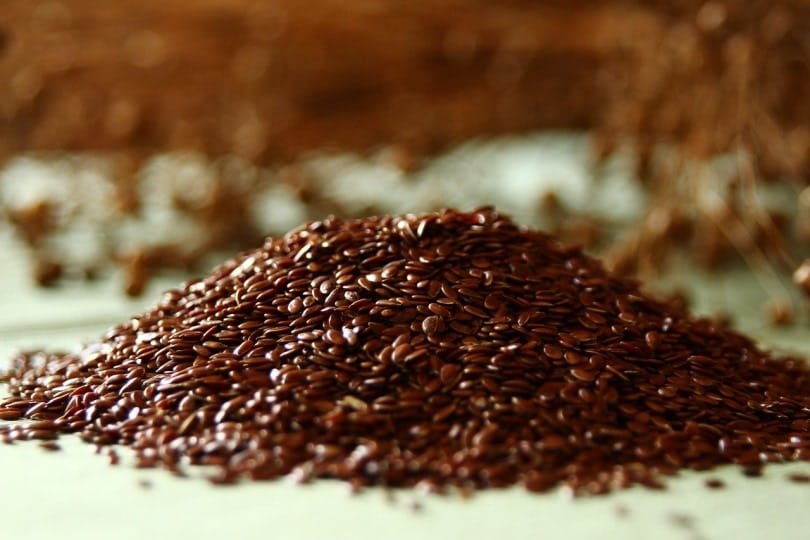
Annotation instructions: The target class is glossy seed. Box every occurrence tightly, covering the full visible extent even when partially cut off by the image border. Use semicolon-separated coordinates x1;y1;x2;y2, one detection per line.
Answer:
439;364;461;385
543;344;563;360
421;315;443;336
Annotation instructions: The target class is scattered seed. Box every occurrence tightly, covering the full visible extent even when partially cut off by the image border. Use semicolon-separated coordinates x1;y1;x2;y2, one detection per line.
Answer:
787;473;810;484
39;442;61;452
704;478;725;489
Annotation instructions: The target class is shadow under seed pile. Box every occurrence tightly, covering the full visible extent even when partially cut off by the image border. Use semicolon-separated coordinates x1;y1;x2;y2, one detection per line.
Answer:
1;208;809;493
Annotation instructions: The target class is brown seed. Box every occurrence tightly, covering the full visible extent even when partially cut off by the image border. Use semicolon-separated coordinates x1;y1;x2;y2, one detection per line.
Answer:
570;368;597;382
704;478;725;489
644;331;661;350
462;305;489;319
0;409;22;421
233;339;255;357
25;428;58;440
765;297;794;327
523;472;557;493
432;403;455;423
484;294;500;311
543;344;563;360
36;439;61;451
788;473;810;483
440;283;458;301
421;316;443;336
564;350;586;365
427;303;452;318
742;466;763;478
541;434;567;450
439;364;461;386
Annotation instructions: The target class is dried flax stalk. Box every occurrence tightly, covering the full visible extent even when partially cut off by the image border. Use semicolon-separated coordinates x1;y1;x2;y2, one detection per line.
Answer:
3;1;810;296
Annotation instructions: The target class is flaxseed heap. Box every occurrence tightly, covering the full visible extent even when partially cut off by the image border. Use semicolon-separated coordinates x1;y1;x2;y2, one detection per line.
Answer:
1;208;809;494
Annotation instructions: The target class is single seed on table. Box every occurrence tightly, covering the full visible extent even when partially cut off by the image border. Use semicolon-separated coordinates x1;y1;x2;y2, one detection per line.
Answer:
788;473;810;483
39;442;61;452
704;478;725;489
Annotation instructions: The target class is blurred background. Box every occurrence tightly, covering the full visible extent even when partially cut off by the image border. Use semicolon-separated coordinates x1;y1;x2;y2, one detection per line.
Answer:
2;0;810;327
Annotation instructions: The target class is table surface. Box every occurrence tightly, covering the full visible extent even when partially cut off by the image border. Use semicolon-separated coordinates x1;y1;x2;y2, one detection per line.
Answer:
1;140;809;540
